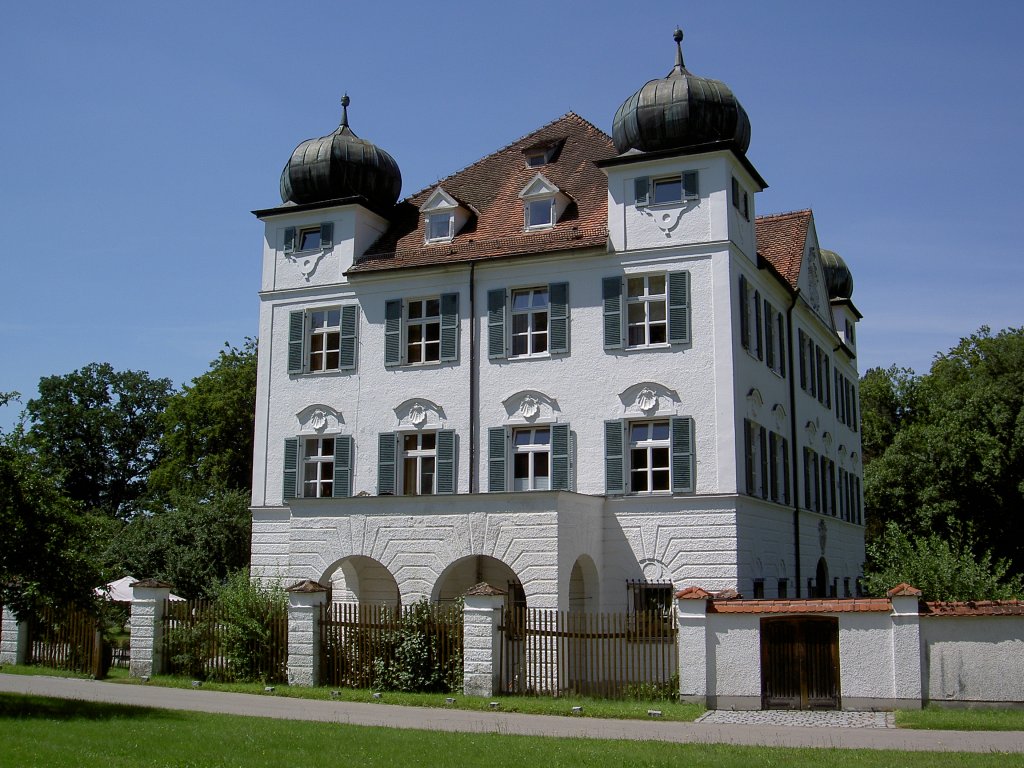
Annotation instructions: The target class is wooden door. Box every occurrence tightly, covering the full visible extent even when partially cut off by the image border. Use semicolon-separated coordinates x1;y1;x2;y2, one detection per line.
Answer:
760;617;840;710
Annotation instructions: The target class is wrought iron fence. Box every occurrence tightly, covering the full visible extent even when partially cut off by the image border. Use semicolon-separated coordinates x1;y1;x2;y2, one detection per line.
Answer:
499;607;678;699
161;599;288;683
319;601;463;691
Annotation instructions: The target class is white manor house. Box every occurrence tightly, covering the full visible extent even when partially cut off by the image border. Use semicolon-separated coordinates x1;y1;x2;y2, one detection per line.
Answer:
249;30;865;614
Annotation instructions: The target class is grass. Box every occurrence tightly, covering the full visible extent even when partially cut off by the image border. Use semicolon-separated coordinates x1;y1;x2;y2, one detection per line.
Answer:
0;693;1017;768
897;705;1024;731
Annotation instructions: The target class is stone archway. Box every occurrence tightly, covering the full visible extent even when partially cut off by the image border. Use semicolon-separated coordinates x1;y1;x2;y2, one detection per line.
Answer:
432;555;521;608
815;557;829;599
322;555;399;607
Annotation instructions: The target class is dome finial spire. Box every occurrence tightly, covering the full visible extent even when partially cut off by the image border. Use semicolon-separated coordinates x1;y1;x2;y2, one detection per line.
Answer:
340;93;351;128
672;27;685;73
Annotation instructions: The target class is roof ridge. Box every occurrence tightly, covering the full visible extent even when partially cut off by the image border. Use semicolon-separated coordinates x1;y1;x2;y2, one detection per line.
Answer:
401;112;608;204
755;208;813;222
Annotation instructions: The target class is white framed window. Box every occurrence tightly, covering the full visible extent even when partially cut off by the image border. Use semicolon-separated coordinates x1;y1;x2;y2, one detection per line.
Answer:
626;275;667;348
512;427;551;491
426;213;454;243
302;437;335;498
384;294;459;367
287;305;358;375
406;298;442;364
283;222;333;254
744;419;768;499
635;171;698;207
629;420;671;493
401;432;437;495
525;197;554;229
510;288;549;357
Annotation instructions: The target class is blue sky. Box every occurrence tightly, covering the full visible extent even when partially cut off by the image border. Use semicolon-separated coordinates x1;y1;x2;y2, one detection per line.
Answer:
2;2;1021;429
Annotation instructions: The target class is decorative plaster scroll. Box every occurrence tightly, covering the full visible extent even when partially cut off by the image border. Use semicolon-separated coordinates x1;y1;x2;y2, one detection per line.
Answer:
296;404;343;433
818;520;828;555
639;200;695;238
394;398;445;430
771;404;787;429
804;419;818;443
746;388;763;417
284;249;329;282
822;431;834;452
501;390;559;423
618;381;679;417
639;558;668;583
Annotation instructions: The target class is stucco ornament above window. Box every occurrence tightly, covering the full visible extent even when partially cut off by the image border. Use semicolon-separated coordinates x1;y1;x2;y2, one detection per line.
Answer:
394;399;445;430
640;558;669;583
296;404;343;434
502;390;559;424
818;520;828;555
284;248;328;282
619;381;679;417
636;387;658;414
518;395;540;420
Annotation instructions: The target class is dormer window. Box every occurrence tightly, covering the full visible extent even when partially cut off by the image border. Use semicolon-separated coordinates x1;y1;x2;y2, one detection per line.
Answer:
522;137;564;168
635;171;699;207
519;173;568;232
526;152;547;168
283;222;334;254
420;187;467;244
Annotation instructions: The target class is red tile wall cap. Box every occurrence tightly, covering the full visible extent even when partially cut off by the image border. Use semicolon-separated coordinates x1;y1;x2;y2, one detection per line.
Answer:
887;583;922;597
709;598;891;614
465;582;507;597
922;600;1024;617
675;586;711;600
286;579;328;593
130;578;174;589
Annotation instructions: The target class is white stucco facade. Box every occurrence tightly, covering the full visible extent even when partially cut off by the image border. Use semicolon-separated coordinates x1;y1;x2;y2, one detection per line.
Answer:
249;98;865;615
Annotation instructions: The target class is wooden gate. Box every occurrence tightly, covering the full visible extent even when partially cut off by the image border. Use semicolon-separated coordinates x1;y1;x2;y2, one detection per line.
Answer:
760;617;840;710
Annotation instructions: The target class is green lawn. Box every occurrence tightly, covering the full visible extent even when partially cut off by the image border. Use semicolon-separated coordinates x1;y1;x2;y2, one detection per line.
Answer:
0;694;1016;768
897;706;1024;731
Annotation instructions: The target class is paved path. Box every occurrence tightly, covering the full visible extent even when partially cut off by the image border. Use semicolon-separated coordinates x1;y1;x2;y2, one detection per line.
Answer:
697;709;895;728
2;674;1023;753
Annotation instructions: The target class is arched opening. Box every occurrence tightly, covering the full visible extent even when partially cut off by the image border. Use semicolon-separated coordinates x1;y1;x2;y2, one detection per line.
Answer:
568;555;599;613
815;557;829;599
323;555;399;607
432;555;522;609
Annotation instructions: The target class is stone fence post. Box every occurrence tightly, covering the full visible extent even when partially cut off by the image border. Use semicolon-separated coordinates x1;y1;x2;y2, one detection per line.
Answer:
462;583;505;697
286;579;328;687
129;579;174;678
888;583;923;709
676;586;710;706
0;606;29;666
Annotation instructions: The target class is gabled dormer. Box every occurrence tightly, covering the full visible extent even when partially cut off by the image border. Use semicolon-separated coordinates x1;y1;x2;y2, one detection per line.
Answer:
419;187;469;244
518;173;569;231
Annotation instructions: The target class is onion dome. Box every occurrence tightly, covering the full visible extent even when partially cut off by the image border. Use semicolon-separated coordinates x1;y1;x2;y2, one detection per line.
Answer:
612;28;751;155
820;249;854;299
279;95;402;209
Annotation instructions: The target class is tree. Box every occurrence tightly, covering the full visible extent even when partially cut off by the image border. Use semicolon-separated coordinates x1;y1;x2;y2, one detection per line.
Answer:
0;394;100;619
105;487;252;598
858;365;919;465
863;522;1022;601
26;363;173;519
148;340;257;498
864;327;1024;571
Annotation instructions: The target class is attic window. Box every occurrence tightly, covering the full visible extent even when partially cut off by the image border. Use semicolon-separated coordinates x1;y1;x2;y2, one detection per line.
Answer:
519;172;564;232
526;152;548;168
426;213;454;243
526;198;554;229
635;172;699;207
283;222;334;254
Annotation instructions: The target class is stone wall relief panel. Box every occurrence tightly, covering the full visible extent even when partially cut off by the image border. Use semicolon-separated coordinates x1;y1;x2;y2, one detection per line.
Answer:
394;398;447;430
617;381;680;418
502;390;560;424
296;404;344;434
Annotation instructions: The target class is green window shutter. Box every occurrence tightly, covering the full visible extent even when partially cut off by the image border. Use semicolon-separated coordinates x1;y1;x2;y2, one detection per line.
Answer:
758;426;768;499
548;282;569;354
777;313;786;378
333;435;353;498
667;271;691;344
602;276;623;350
769;433;779;502
436;429;455;494
288;310;305;374
824;356;831;407
339;304;358;370
320;222;334;248
798;329;807;390
743;419;753;494
440;293;459;362
604;420;625;494
765;301;775;369
671;416;694;493
754;290;763;360
384;299;402;366
377;432;396;495
739;275;750;350
634;176;649;207
283;438;298;501
487;427;507;492
683;170;699;198
487;289;506;360
283;227;296;254
551;422;570;491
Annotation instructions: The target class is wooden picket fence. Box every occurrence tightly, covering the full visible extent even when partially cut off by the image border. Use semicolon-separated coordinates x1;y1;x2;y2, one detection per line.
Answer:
499;608;678;699
161;599;288;682
319;602;462;690
27;603;104;677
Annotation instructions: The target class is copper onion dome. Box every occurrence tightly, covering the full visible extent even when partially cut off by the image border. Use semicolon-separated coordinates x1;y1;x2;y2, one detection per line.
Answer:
612;28;751;155
820;249;854;299
280;95;402;209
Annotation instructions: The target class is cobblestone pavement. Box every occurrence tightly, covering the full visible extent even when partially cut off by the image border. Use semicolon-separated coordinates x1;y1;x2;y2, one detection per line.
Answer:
697;709;895;728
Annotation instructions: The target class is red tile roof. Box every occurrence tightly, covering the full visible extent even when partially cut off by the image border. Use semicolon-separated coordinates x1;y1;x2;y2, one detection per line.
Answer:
755;209;812;290
887;583;922;597
708;598;891;614
922;600;1024;617
350;113;615;273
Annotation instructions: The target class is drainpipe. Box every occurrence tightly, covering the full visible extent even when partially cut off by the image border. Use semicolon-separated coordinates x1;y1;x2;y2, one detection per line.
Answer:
469;261;478;493
786;288;802;597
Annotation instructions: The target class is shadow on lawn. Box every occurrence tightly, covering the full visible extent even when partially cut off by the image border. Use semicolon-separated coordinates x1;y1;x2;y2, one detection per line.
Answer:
0;693;184;722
